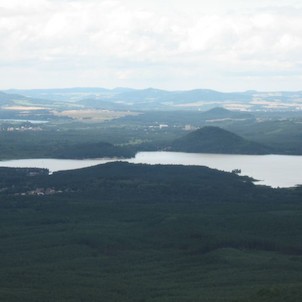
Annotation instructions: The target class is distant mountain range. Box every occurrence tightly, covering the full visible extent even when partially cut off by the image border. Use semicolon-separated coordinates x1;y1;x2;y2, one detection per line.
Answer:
170;126;271;154
2;88;302;111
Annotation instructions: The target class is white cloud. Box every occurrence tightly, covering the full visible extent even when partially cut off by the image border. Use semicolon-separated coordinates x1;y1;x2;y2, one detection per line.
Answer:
0;0;302;90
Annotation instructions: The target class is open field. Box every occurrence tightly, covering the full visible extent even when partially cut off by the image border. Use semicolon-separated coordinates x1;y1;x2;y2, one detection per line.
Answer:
54;109;139;122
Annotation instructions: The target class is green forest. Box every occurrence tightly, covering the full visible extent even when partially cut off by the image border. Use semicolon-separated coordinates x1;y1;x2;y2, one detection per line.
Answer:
0;163;302;301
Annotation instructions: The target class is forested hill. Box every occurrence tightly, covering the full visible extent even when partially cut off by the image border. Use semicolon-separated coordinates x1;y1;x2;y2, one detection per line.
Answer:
38;161;257;202
170;126;271;154
2;162;297;204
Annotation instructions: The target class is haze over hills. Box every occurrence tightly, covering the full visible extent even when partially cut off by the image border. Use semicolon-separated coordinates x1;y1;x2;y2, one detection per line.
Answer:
0;91;30;105
4;87;302;111
170;126;271;154
2;87;302;155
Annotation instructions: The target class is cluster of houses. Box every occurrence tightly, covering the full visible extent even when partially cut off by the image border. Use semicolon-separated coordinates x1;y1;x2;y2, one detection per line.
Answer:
17;187;63;196
1;125;42;132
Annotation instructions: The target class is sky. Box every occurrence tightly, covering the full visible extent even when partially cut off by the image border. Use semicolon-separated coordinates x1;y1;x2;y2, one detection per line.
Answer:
0;0;302;91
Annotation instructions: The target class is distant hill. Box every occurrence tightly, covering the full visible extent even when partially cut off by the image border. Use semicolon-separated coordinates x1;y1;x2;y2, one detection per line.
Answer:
200;107;253;120
0;91;28;106
111;107;254;129
5;87;302;111
6;87;114;102
170;126;271;154
3;88;253;110
0;90;58;107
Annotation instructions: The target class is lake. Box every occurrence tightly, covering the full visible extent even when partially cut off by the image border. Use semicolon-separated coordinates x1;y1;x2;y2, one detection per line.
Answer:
0;151;301;188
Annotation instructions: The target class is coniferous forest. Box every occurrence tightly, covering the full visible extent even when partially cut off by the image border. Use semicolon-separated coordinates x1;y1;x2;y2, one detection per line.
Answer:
0;163;302;301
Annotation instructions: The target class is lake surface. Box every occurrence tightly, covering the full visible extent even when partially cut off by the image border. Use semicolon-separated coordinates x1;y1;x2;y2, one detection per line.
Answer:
0;158;118;173
0;152;301;188
129;152;302;188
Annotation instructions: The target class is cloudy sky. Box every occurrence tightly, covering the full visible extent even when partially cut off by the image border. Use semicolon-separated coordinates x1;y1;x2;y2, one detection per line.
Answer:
1;0;302;91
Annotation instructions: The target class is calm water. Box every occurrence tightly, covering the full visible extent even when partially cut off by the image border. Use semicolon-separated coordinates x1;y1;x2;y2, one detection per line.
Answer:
0;158;117;173
129;152;302;188
0;152;302;188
